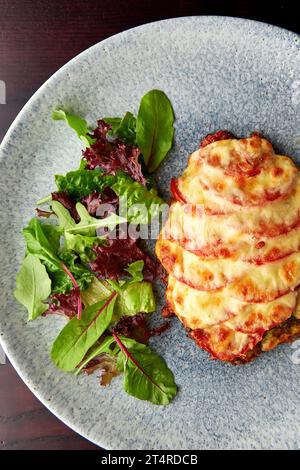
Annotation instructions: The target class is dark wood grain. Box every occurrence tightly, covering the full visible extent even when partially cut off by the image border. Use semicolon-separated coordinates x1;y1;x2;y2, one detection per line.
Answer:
0;361;98;449
0;0;298;451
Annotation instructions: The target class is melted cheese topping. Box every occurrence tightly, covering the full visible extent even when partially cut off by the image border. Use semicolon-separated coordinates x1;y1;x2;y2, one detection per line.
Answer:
167;276;296;331
164;200;300;262
156;135;300;362
185;139;297;206
157;238;300;300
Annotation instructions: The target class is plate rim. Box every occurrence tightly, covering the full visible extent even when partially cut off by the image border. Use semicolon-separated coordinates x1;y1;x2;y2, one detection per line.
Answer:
1;15;300;449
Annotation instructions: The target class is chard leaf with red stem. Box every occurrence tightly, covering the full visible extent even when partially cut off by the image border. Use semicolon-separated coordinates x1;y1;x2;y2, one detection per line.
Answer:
51;292;117;371
114;334;177;405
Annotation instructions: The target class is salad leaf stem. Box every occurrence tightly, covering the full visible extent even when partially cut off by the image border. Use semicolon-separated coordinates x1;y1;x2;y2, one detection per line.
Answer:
61;262;82;319
113;333;154;384
37;195;52;205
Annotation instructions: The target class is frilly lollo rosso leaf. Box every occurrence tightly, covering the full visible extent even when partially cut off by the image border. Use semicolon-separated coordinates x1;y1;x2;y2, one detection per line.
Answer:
44;287;79;319
112;313;170;345
83;120;146;185
81;187;118;217
90;236;158;281
82;353;120;386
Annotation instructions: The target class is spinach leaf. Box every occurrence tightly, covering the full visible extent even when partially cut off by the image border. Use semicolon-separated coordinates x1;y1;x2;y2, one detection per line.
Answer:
14;254;51;320
51;292;117;371
42;224;62;252
52;109;95;147
136;89;174;173
115;335;177;405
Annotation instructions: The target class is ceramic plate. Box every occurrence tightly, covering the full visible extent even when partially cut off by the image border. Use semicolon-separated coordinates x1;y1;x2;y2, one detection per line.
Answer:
1;16;300;450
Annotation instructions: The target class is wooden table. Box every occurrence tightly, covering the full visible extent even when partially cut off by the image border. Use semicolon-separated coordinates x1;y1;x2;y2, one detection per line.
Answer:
0;0;298;451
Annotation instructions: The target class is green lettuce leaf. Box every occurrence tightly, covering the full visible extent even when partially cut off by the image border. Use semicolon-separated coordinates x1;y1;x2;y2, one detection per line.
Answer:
14;254;51;320
55;170;164;224
55;169;113;199
64;232;101;262
81;261;156;318
80;277;112;306
103;117;122;135
114;281;156;318
111;174;164;224
124;260;144;283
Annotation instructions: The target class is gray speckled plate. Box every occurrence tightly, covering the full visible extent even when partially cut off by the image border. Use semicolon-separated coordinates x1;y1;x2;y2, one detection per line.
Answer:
1;16;300;450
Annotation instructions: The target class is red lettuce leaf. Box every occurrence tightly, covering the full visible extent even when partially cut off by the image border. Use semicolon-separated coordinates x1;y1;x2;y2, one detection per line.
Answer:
81;187;119;217
43;287;79;319
112;313;170;344
51;191;80;222
82;353;119;386
89;236;158;281
83;120;146;185
35;208;54;218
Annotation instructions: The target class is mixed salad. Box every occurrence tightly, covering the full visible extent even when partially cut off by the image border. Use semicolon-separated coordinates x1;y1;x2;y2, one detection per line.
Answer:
14;90;177;405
